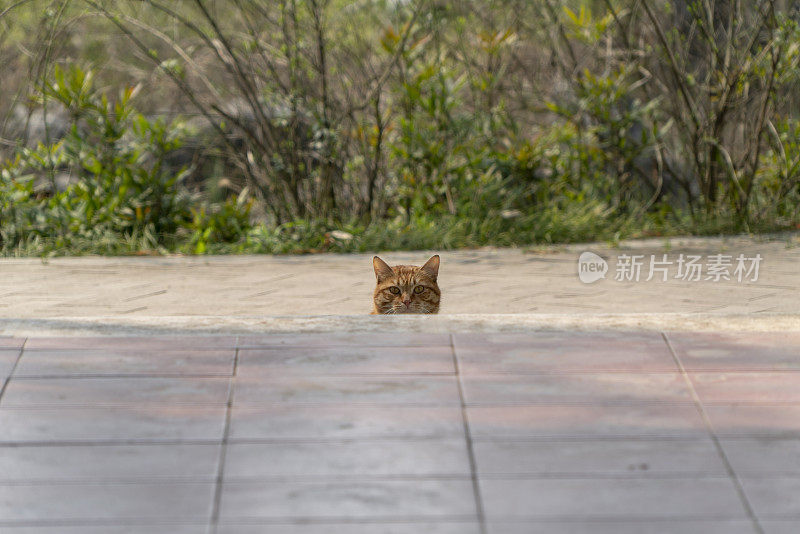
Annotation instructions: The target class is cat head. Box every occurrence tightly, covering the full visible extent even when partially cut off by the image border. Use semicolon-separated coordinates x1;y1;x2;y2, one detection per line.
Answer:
372;255;441;314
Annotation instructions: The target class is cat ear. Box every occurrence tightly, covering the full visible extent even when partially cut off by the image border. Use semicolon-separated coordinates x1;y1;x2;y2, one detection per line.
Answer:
421;255;440;280
373;256;394;282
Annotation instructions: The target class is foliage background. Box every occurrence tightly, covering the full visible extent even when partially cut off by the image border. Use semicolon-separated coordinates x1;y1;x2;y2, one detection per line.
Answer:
0;0;798;255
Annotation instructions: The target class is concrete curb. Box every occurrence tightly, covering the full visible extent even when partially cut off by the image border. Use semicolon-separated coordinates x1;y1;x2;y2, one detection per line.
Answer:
1;313;798;337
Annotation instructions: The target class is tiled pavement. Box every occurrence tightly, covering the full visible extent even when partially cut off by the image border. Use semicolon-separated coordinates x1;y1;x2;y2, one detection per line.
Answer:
0;332;799;533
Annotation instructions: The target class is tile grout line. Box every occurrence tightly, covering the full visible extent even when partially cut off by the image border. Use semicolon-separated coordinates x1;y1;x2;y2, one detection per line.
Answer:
0;434;740;448
0;516;480;528
3;399;800;409
0;339;28;407
3;517;788;530
450;334;487;534
209;336;240;534
661;332;764;534
0;471;753;485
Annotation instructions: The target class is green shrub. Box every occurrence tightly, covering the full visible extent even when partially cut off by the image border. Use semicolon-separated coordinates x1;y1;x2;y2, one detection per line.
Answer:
0;65;252;255
187;193;253;254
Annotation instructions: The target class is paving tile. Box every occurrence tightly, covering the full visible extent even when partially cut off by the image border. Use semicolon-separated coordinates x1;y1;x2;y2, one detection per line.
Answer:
0;482;215;522
762;520;800;534
13;349;235;377
0;406;227;442
468;404;708;438
23;336;237;351
453;332;677;373
485;520;756;534
480;478;746;519
230;405;464;440
666;332;800;371
2;326;795;530
473;438;726;476
218;479;476;520
739;477;800;517
0;349;20;380
720;438;800;474
1;377;230;406
217;523;481;534
0;527;207;534
238;333;451;348
224;439;470;478
706;406;800;436
233;375;459;406
237;346;455;375
689;373;800;404
0;444;220;481
461;373;692;405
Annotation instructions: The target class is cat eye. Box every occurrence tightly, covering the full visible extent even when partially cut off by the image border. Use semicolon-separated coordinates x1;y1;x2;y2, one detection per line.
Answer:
413;286;425;294
389;286;400;294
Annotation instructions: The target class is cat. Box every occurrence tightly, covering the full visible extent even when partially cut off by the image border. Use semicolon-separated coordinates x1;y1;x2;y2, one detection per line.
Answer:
371;255;441;314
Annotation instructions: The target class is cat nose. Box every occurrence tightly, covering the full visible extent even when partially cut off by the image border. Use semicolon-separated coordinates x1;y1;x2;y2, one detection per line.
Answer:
403;299;411;307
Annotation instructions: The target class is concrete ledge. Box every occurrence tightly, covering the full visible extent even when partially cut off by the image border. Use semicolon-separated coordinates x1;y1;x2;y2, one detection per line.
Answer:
2;234;798;318
1;313;798;337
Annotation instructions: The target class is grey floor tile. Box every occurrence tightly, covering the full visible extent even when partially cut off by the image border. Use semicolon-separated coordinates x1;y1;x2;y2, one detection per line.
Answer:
23;336;237;351
454;332;677;373
485;519;756;534
1;377;230;406
468;404;708;438
462;373;692;405
224;439;470;478
14;349;235;377
233;375;459;406
0;482;215;522
706;406;800;436
739;477;800;516
762;520;800;534
237;346;455;375
3;328;794;531
238;333;451;348
0;527;206;534
219;479;476;520
473;438;726;476
667;332;800;371
0;406;227;442
230;405;464;440
720;438;800;474
217;523;481;534
690;372;800;404
0;444;220;481
0;350;20;381
480;478;747;519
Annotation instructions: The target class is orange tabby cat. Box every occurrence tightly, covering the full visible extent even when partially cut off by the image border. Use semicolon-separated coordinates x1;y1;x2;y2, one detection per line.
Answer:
371;255;441;314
